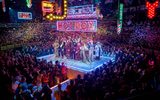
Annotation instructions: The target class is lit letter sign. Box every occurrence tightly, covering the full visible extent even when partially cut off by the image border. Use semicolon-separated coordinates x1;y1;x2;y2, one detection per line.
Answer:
42;0;68;20
66;5;98;19
146;0;159;19
42;1;54;12
18;12;32;20
57;20;97;32
26;0;32;8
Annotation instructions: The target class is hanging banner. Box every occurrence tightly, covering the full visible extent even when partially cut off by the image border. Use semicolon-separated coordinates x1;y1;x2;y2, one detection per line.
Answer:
57;20;97;32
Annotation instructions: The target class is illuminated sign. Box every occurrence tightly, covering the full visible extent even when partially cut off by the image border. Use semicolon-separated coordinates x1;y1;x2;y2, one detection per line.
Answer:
18;12;32;20
146;0;159;19
117;3;123;34
42;1;54;12
57;20;97;32
68;5;94;15
66;5;97;19
42;0;68;20
26;0;32;8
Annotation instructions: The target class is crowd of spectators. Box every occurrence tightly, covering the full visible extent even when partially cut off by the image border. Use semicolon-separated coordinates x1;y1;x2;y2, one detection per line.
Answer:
1;21;58;44
0;50;68;100
1;13;160;51
54;46;160;100
1;43;160;100
0;2;160;100
122;11;160;50
0;4;160;100
21;44;54;57
1;27;160;100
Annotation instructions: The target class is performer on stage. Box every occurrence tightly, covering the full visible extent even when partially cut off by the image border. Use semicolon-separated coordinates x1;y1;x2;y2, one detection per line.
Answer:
53;40;59;58
58;41;61;58
80;42;88;62
95;42;103;60
60;41;66;58
88;40;94;62
76;38;82;60
70;39;77;60
65;39;70;59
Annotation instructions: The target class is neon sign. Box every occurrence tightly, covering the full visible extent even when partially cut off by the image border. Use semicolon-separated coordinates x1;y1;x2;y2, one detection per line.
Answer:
66;5;98;19
117;3;123;34
57;20;97;32
18;12;32;20
68;5;94;15
26;0;32;8
42;1;54;12
146;0;159;19
42;0;68;20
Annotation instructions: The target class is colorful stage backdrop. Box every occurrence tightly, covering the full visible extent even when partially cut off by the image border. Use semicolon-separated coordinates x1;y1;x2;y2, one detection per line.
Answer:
57;20;97;32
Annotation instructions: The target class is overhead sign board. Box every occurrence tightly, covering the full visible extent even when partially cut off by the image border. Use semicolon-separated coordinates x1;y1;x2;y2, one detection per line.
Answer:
57;20;97;32
66;5;98;19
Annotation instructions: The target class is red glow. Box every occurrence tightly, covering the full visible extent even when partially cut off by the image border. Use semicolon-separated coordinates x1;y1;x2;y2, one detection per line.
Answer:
2;0;6;12
146;1;159;19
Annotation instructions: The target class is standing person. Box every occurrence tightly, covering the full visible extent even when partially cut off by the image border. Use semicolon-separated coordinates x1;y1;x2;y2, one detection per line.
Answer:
88;40;94;62
42;72;49;85
59;41;63;58
80;42;88;62
95;42;103;60
61;62;68;80
66;38;71;59
76;39;82;60
70;39;77;60
41;85;52;100
54;84;64;100
53;40;59;58
60;40;66;59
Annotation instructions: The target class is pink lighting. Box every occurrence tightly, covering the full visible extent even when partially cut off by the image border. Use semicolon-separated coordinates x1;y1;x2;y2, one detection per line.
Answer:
57;20;97;32
66;13;97;19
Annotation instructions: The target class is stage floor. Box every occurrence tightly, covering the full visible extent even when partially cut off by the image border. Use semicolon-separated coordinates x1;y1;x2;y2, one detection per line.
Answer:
37;54;115;73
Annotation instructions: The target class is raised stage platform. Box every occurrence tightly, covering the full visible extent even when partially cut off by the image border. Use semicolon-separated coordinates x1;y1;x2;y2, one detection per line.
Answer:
37;54;115;73
37;54;115;100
